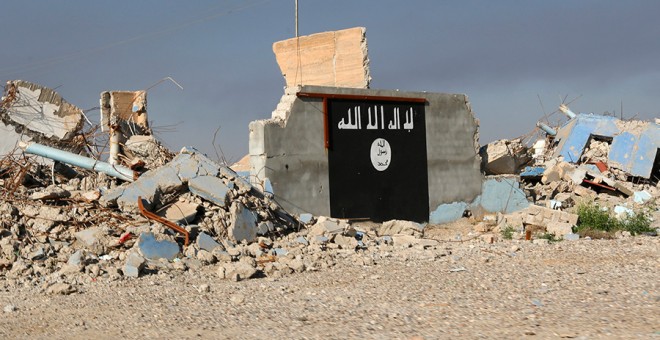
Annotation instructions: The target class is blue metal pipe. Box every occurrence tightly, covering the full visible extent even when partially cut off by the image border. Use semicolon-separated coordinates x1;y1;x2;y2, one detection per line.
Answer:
19;141;135;182
559;104;577;119
536;122;557;136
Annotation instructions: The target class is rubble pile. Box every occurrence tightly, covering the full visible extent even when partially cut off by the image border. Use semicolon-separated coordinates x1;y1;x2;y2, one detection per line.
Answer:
0;80;658;295
480;104;659;240
0;81;457;295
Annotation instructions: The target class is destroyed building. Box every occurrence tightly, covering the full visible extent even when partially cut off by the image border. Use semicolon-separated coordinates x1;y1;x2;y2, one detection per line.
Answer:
250;27;482;223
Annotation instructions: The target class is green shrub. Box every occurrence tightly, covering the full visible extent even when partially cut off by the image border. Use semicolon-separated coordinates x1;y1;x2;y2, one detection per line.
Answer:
500;225;515;240
538;233;560;242
575;200;654;236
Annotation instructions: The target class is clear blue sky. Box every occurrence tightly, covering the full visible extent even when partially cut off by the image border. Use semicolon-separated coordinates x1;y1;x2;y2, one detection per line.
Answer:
2;0;658;162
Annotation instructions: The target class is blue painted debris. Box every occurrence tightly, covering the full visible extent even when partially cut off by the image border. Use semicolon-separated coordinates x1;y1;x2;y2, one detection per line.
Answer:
633;191;652;204
272;248;288;256
471;176;530;215
137;232;180;261
549;110;659;179
429;202;468;224
295;236;309;246
520;166;545;178
299;213;313;224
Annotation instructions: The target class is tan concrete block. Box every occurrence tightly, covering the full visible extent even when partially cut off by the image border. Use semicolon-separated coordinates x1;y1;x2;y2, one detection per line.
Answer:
273;27;369;88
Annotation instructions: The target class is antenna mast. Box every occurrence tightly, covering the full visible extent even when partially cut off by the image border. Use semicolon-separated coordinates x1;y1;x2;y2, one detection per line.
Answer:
295;0;299;37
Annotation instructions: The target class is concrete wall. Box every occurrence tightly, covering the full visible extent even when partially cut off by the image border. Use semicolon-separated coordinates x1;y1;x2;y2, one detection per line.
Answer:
250;85;482;221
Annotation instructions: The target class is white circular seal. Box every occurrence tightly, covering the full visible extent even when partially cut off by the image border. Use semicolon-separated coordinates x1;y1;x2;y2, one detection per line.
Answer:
370;138;391;171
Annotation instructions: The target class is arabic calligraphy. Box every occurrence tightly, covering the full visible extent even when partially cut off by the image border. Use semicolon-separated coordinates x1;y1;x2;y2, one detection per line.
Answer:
370;138;391;171
339;106;414;131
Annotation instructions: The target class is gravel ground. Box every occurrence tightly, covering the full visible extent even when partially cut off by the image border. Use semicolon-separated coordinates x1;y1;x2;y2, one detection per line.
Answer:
0;236;658;339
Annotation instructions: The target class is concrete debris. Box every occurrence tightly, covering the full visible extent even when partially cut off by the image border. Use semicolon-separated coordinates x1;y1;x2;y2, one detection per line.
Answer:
480;138;531;175
123;252;146;278
378;220;424;237
196;232;223;252
1;80;85;156
137;232;180;261
273;27;371;89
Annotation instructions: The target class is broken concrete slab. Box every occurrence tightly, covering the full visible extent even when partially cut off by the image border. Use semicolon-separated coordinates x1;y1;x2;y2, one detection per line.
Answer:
101;162;184;211
273;27;370;88
196;232;223;252
158;200;198;224
550;109;659;179
228;202;258;243
479;138;531;175
188;176;233;208
137;232;180;261
2;80;84;141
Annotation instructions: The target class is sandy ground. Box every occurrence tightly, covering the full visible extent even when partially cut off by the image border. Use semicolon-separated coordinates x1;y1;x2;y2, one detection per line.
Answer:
0;234;658;339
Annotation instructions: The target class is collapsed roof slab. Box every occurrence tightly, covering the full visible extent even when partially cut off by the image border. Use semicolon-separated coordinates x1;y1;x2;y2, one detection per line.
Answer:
2;80;83;141
552;113;659;179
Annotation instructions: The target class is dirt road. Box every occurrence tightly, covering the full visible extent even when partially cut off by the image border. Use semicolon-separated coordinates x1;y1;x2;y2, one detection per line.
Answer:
1;236;657;339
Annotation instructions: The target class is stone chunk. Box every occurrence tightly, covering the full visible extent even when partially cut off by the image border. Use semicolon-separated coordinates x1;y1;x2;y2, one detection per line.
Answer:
333;234;358;249
197;232;223;252
67;250;84;266
309;218;344;236
295;236;309;246
46;283;76;295
137;232;180;261
218;258;257;281
379;220;424;237
227;202;258;243
75;227;105;254
546;222;574;237
188;176;233;207
392;234;418;247
158;200;198;224
123;252;145;278
299;213;314;224
31;186;71;201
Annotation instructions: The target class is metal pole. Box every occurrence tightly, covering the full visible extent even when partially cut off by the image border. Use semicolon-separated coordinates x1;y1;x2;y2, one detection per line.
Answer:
295;0;298;37
19;141;136;182
536;122;557;136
